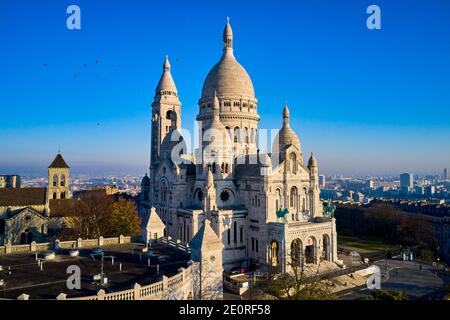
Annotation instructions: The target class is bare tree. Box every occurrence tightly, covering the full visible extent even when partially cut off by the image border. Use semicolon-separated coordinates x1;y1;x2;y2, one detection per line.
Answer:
248;261;336;300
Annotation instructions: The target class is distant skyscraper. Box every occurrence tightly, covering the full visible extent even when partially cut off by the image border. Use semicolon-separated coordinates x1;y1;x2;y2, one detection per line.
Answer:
444;168;448;180
425;185;436;196
318;175;326;188
400;173;413;189
366;180;374;189
414;185;425;195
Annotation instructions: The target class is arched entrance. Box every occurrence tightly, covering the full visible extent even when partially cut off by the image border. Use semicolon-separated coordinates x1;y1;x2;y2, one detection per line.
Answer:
290;239;303;267
304;236;316;264
20;229;33;244
321;234;330;261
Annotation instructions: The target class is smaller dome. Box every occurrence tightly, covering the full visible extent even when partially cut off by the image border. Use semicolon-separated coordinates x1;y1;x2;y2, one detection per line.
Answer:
272;104;301;154
308;152;318;167
155;56;177;95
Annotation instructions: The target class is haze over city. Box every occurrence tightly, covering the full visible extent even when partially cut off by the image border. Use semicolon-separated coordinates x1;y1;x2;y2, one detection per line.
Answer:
1;0;449;176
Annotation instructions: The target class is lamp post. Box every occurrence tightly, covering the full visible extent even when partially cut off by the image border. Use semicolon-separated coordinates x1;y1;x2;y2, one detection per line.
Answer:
385;248;388;270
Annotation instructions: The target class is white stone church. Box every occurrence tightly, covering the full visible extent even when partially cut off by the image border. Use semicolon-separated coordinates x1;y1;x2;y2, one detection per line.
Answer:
139;18;338;274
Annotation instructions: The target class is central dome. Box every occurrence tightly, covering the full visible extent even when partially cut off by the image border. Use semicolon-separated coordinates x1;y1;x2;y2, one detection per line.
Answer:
201;54;255;99
201;18;255;100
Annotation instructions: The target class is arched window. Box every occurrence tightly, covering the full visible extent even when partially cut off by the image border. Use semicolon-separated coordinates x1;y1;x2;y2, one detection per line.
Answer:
225;126;232;141
160;181;168;204
234;127;240;143
250;128;255;143
275;188;282;210
290;239;303;267
302;187;308;212
290;153;297;174
60;175;65;187
244;127;249;143
166;110;173;119
322;234;330;261
52;175;57;187
290;187;298;212
194;188;203;202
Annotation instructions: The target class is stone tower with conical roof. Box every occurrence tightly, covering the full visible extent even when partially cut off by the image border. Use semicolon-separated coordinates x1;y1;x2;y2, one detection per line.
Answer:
48;153;70;199
151;56;182;167
307;152;322;217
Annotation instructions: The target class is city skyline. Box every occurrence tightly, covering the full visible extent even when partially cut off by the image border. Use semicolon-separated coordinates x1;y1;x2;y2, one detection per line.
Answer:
1;0;450;176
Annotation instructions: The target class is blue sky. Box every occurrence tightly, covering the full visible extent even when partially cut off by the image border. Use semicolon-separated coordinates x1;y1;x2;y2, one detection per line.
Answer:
0;0;449;176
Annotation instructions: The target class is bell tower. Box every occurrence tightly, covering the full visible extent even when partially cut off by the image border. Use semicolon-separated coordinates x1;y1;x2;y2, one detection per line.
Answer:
48;153;70;200
150;56;182;168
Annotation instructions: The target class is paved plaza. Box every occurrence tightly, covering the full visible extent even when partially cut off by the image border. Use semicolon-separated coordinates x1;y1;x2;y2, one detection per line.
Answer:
0;243;190;299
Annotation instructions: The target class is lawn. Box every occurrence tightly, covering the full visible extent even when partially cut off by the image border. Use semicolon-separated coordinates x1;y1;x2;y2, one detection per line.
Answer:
337;235;398;254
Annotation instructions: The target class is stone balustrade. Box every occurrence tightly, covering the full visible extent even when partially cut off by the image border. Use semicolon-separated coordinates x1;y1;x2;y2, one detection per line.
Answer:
0;235;133;254
60;265;193;300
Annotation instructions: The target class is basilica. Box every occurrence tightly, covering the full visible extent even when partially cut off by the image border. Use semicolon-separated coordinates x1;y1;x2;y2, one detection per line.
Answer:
139;18;338;274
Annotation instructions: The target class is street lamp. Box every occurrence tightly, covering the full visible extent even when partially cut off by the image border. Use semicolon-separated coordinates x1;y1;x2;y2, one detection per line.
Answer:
385;248;388;270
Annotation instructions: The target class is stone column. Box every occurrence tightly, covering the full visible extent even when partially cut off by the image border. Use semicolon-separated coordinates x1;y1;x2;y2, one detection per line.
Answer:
161;275;169;298
99;236;104;246
97;289;105;300
331;218;338;262
134;283;141;300
30;241;37;252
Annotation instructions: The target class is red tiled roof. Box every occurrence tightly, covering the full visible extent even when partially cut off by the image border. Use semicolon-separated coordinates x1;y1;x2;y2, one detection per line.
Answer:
0;188;47;206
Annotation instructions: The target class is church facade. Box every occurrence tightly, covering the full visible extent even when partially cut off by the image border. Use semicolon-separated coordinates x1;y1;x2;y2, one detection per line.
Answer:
140;19;338;273
0;153;71;245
